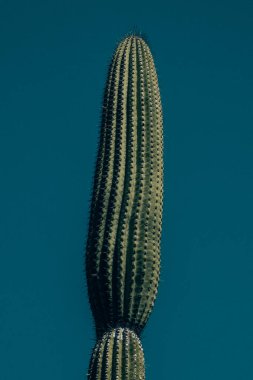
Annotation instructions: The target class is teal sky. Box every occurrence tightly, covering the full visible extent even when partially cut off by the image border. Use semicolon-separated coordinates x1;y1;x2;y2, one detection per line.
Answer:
1;1;253;379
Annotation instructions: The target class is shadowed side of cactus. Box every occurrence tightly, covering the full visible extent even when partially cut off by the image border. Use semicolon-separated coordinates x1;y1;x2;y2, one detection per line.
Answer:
86;34;163;379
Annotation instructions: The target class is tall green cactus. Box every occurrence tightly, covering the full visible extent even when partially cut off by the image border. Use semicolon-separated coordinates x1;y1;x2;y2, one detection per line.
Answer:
86;34;163;379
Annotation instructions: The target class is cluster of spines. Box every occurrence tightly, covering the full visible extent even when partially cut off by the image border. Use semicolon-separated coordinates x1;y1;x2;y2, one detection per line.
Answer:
86;34;163;379
88;328;145;380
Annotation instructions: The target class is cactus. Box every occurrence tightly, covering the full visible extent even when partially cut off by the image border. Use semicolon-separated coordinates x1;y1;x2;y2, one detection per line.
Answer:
85;34;163;379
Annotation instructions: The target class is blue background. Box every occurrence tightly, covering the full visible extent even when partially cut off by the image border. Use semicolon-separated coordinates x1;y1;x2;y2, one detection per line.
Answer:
1;0;253;379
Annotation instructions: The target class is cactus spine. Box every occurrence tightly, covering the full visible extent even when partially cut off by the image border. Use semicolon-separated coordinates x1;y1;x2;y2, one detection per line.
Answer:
86;35;163;379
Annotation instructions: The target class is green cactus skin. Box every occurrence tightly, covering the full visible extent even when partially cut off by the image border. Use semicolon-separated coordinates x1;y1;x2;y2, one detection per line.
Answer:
86;34;163;379
88;327;145;380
